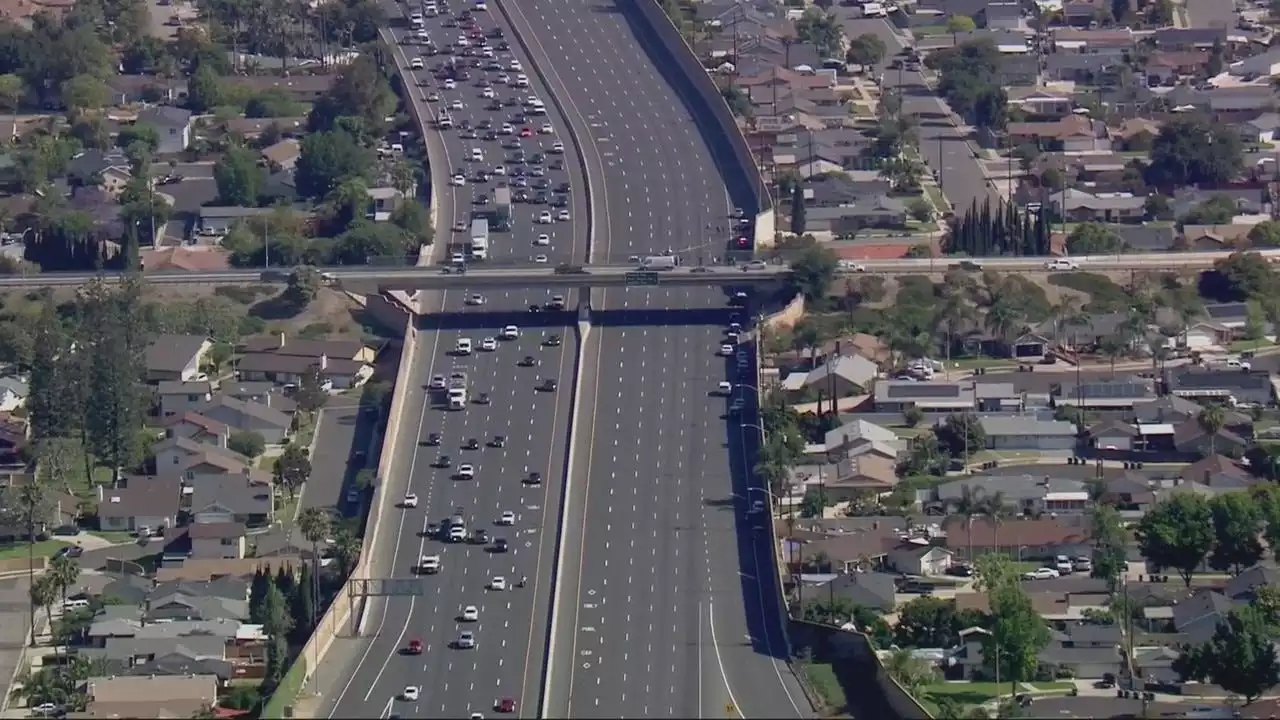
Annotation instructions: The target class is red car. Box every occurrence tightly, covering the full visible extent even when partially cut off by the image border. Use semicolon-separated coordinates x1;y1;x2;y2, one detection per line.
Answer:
519;127;533;138
406;639;423;655
495;698;517;713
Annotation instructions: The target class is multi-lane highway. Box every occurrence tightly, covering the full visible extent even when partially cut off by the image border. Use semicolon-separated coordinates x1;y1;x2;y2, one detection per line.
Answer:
487;0;809;716
323;0;588;716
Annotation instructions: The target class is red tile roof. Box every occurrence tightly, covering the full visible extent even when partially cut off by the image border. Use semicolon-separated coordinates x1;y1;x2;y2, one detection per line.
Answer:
832;241;929;261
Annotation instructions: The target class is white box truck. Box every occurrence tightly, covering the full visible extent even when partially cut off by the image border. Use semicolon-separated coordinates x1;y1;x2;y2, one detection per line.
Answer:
639;255;680;270
470;218;490;260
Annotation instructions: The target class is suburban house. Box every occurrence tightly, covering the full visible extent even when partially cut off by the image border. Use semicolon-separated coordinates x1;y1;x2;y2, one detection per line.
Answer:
1037;623;1125;680
82;674;219;718
236;335;377;389
165;519;252;561
96;476;181;535
196;395;294;444
873;380;975;413
1166;368;1274;406
152;437;267;485
145;335;212;384
805;419;901;461
156;380;214;418
931;476;1091;517
189;474;273;528
940;516;1093;561
260;139;301;172
1056;377;1158;410
198;206;287;236
786;453;899;501
0;376;28;412
136;107;194;155
367;187;406;222
162;412;231;449
1051;189;1147;223
979;417;1077;451
780;354;878;399
888;543;954;576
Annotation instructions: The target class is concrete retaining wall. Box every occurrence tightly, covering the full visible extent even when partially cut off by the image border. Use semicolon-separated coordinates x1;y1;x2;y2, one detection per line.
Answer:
364;294;413;335
788;619;932;720
761;294;805;332
616;0;770;217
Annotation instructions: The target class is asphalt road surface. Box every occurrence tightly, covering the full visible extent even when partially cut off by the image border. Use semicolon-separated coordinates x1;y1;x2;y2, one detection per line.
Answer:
323;0;587;716
494;0;811;716
843;17;1002;213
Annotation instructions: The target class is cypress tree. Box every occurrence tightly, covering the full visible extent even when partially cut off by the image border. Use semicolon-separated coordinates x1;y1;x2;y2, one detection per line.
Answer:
789;184;806;236
249;567;270;624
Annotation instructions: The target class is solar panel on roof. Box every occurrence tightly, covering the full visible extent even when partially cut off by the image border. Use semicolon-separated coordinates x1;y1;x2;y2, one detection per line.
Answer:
1079;382;1147;399
888;383;962;399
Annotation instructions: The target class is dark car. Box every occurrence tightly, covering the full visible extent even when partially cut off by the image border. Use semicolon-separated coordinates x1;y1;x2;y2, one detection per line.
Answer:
550;195;568;208
475;392;491;405
523;472;542;485
493;538;509;552
435;455;452;468
537;378;558;392
514;190;531;202
544;335;561;347
519;355;538;367
471;528;488;544
426;433;442;446
496;40;509;50
464;438;480;450
490;435;506;448
529;304;543;312
534;178;551;190
534;191;550;204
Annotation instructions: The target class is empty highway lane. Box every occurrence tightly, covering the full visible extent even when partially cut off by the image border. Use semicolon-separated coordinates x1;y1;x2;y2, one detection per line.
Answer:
496;0;811;716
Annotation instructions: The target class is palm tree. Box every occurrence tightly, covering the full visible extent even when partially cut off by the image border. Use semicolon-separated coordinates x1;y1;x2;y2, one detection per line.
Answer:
18;477;46;646
331;526;362;578
28;576;56;655
48;554;79;651
984;492;1011;558
955;486;985;563
1099;336;1127;374
1197;404;1226;457
297;507;331;632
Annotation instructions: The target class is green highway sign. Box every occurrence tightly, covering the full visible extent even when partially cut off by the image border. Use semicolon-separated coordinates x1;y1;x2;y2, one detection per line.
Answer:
625;271;660;286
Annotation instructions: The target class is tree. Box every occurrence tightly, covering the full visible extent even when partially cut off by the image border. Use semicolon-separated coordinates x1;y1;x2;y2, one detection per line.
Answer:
794;9;842;57
935;413;984;458
187;64;222;113
800;486;829;518
1209;492;1264;574
213;145;266;207
974;555;1050;687
60;75;108;112
307;55;396;135
1066;222;1123;255
285;266;321;309
789;184;806;236
845;33;886;67
1197;404;1226;457
787;245;837;301
1174;607;1280;703
0;74;24;113
297;506;330;634
894;596;986;649
274;443;312;499
1247;220;1280;248
294;129;374;200
261;581;293;687
116;126;159;155
296;365;329;413
28;576;56;652
227;431;266;459
946;14;976;36
1137;493;1215;587
291;561;316;645
1182;195;1238;226
883;648;939;696
1147;116;1243;187
1090;505;1128;590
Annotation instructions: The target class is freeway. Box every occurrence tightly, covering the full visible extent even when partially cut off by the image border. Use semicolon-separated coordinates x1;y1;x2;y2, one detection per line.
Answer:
494;0;810;717
8;249;1277;290
321;0;589;716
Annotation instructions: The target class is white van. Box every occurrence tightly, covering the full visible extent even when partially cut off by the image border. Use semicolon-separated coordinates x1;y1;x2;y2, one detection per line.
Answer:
470;148;484;162
63;598;90;611
410;12;425;26
455;338;473;355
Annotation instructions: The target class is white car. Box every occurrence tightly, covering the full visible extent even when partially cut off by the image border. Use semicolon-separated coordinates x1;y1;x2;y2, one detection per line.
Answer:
539;123;553;134
550;141;565;153
1023;567;1060;581
501;123;514;134
534;233;551;246
837;260;866;272
496;73;510;84
462;605;480;621
30;704;59;717
717;381;733;394
557;209;570;221
443;79;456;90
402;492;419;508
1046;258;1080;271
537;211;552;224
746;260;768;270
481;87;495;99
420;554;440;573
489;576;507;591
509;59;523;71
410;57;425;70
450;100;463;111
430;375;447;389
402;686;421;701
427;92;441;102
719;344;734;356
451;174;466;187
480;337;498;352
455;338;473;355
449;526;466;542
500;325;519;340
492;164;506;175
466;293;486;306
450;252;466;264
457;630;476;648
458;464;475;480
533;254;549;263
498;510;516;525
